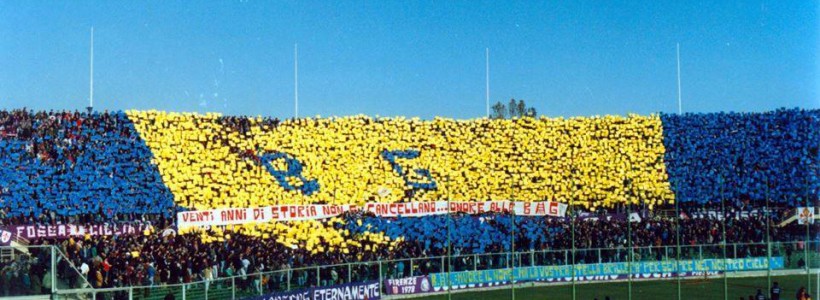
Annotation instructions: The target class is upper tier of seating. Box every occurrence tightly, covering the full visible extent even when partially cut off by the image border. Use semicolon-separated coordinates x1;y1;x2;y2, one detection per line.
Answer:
0;108;816;221
662;109;819;204
127;111;674;210
0;110;175;220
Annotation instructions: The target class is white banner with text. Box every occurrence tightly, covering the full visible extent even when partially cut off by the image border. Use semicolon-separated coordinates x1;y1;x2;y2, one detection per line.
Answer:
177;201;568;228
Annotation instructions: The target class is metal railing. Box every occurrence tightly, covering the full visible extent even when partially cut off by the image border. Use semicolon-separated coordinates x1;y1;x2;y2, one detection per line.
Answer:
14;240;811;300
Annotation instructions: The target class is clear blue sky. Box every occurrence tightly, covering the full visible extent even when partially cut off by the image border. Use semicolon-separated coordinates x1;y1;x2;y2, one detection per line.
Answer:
0;1;817;119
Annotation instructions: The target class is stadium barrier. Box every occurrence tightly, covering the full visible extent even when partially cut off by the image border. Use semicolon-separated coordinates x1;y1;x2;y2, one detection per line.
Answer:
35;240;820;300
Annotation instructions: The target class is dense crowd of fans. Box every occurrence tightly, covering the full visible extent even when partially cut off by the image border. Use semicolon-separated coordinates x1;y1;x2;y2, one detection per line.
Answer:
0;108;817;297
128;110;676;210
662;109;820;204
0;211;808;296
0;247;50;296
0;109;176;220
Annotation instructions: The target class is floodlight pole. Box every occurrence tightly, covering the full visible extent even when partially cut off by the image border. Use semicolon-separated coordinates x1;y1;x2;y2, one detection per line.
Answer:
485;48;490;118
676;43;682;115
88;27;94;113
294;43;299;119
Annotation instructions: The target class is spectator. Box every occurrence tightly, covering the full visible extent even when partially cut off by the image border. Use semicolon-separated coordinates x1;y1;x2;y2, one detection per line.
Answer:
771;281;781;300
797;287;807;300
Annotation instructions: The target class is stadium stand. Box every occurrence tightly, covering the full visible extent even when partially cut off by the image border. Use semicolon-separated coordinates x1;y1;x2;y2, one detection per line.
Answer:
0;107;816;296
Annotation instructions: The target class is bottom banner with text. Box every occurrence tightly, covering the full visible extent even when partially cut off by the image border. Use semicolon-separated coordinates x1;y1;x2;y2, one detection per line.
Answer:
384;271;722;295
244;280;380;300
426;256;782;292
